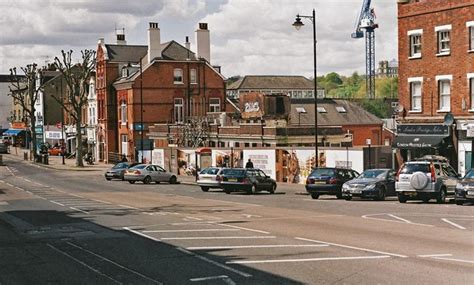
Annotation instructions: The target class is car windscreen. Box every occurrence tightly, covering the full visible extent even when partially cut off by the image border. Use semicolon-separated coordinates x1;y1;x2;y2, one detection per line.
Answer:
130;165;146;170
113;163;128;169
221;169;245;176
200;168;220;175
464;169;474;179
309;168;336;177
359;170;386;179
400;164;430;174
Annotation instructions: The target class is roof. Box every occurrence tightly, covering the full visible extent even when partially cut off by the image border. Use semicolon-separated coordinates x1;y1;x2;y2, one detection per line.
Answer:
0;74;25;82
227;75;314;90
289;99;383;126
104;41;196;63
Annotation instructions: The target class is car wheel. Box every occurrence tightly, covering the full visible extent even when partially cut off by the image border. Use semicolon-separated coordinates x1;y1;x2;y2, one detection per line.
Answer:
155;181;161;184
336;192;343;199
310;193;319;199
169;176;177;184
105;178;112;181
455;199;463;206
436;188;446;204
201;186;209;192
398;193;407;203
248;184;257;194
224;189;231;194
421;197;430;203
376;187;386;201
143;176;152;184
128;180;135;184
344;196;352;201
269;183;276;194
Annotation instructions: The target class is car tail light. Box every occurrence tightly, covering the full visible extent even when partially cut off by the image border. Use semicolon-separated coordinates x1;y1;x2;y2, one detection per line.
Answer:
242;178;249;184
430;164;436;182
328;177;338;184
133;170;141;175
216;175;222;182
306;178;315;185
395;164;403;182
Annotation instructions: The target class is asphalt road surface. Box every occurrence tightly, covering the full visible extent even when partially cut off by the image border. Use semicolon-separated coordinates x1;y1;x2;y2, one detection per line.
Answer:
0;156;473;284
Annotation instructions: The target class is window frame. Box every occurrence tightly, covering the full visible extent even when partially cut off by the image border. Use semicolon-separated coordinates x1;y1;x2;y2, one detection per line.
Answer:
174;98;184;123
467;21;474;51
436;76;452;112
190;68;197;84
435;25;451;56
407;29;423;59
408;78;423;112
173;68;183;84
120;101;127;125
468;74;474;111
209;98;221;113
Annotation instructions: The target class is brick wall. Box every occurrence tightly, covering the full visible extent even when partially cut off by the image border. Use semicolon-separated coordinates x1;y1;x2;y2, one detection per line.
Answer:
398;0;474;119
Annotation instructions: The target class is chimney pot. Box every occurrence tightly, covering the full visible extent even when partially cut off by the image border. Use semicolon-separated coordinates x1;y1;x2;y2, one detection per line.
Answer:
199;23;208;30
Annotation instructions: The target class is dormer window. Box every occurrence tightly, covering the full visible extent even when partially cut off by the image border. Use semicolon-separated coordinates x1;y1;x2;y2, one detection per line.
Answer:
121;66;129;78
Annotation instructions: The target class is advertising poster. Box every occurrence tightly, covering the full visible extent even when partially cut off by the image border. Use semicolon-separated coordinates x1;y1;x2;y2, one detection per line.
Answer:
212;149;243;168
177;149;196;175
151;149;165;168
243;149;276;179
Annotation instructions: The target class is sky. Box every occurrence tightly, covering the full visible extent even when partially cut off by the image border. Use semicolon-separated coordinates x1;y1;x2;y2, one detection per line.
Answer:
0;0;398;78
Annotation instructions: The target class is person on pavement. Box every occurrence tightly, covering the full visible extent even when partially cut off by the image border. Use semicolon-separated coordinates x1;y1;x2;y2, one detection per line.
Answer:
245;159;254;168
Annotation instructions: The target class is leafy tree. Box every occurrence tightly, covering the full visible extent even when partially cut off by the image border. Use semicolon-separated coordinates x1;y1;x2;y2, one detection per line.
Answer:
9;64;45;159
53;50;95;167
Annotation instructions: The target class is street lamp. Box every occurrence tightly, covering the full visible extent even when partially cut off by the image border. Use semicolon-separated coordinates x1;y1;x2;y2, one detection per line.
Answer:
366;138;372;170
293;9;318;168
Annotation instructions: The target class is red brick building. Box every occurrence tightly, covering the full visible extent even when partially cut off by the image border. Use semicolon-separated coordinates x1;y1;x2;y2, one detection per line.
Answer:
396;0;474;173
96;23;225;162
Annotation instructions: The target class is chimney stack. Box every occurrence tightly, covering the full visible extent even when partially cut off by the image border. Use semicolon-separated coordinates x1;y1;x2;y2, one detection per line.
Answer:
185;36;191;50
196;23;210;63
116;28;126;45
148;22;161;63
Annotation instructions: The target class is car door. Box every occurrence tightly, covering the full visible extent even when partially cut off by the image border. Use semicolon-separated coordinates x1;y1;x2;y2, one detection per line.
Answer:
386;170;396;195
145;165;157;182
257;169;272;190
442;164;459;194
156;165;169;182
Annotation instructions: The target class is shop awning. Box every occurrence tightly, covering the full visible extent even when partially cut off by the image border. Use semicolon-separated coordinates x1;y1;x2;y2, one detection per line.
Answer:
2;129;25;136
392;135;447;149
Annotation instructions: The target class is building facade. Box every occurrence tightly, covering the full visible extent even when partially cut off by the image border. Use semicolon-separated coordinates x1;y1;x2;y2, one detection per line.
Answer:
397;0;474;174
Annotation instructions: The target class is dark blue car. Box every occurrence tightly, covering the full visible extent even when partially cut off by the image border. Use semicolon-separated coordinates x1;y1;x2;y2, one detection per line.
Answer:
305;167;359;199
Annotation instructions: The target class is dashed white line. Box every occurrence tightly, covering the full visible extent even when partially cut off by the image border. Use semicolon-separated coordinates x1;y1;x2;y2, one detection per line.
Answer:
226;255;391;264
119;204;139;210
431;256;474;264
185;216;202;221
187;244;330;250
362;214;434;227
143;229;240;233
217;223;270;234
91;199;111;204
123;227;161;242
295;237;408;258
190;275;233;283
441;218;466;230
50;201;65;207
161;236;276;240
418;254;452;258
70;207;89;214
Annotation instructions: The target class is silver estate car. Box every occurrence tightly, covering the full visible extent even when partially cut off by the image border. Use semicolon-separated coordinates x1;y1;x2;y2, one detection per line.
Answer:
197;167;224;192
124;164;178;184
396;158;459;203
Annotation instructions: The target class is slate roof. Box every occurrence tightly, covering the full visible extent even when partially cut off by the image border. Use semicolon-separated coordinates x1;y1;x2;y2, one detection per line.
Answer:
290;99;383;126
227;75;314;90
105;41;196;63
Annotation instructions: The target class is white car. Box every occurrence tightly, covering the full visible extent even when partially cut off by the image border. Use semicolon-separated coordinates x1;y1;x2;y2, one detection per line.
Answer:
196;167;224;192
124;164;178;184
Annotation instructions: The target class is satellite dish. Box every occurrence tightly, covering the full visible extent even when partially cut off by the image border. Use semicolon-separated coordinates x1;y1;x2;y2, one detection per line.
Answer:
443;113;454;125
395;104;405;113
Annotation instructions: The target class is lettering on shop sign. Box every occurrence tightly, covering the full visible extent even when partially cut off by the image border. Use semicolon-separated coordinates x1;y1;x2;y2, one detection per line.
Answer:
397;124;449;136
244;102;260;113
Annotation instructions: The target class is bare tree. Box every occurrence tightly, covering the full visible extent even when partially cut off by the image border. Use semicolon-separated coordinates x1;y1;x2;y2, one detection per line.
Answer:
176;118;210;147
9;64;43;159
53;49;95;167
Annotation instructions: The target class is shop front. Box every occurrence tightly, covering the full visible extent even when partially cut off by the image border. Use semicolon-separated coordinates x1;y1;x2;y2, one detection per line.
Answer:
456;120;474;176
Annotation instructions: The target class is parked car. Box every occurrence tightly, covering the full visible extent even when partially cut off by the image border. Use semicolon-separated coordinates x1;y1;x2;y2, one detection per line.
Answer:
104;162;139;181
220;168;276;194
305;167;359;199
395;157;459;203
124;164;177;184
0;142;8;154
455;168;474;205
341;168;396;201
197;167;224;192
48;146;63;156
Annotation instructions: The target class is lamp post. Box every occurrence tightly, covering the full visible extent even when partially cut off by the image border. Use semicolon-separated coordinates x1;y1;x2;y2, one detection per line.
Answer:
293;9;318;167
366;138;372;170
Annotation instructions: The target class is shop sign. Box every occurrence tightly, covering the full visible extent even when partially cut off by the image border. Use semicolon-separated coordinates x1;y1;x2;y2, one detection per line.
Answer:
397;124;449;136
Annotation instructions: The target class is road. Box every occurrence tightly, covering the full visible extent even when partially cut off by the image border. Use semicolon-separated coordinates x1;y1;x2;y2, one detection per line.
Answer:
0;156;473;284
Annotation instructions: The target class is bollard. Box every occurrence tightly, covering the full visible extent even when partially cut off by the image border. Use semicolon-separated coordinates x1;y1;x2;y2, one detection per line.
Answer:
24;152;28;161
43;154;49;165
0;155;3;166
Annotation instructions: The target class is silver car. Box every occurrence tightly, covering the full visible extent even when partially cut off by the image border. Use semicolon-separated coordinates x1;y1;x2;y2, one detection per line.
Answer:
395;158;459;203
197;167;224;192
124;164;178;184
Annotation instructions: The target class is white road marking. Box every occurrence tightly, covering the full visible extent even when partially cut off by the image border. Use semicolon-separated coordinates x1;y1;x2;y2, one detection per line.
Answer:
50;201;65;207
14;187;24;191
441;218;466;230
23;178;31;182
69;193;85;198
91;199;111;204
69;207;89;214
418;254;452;258
432;256;474;264
161;236;276;240
362;214;434;227
118;204;139;210
143;229;239;233
6;183;13;187
227;255;391;264
124;227;251;278
185;216;202;221
204;198;261;207
46;244;122;284
387;214;413;224
67;242;162;284
187;244;330;250
0;201;8;205
295;237;408;258
217;223;270;234
190;275;235;284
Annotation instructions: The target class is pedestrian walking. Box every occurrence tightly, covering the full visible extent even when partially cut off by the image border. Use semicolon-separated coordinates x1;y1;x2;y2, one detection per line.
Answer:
245;158;254;168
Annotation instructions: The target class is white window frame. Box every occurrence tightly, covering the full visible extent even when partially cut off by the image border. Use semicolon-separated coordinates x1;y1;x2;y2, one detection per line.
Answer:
467;21;474;52
121;134;128;156
468;73;474;111
209;98;221;113
408;77;423;112
408;29;423;59
174;98;184;123
120;102;127;125
173;68;183;84
436;75;452;112
190;69;197;84
435;25;451;56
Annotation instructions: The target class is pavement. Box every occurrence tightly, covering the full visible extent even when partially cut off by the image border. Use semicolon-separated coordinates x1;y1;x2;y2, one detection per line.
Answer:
1;146;200;185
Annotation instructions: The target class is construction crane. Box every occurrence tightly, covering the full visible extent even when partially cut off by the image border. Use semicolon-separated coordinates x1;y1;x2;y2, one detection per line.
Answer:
352;0;379;99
